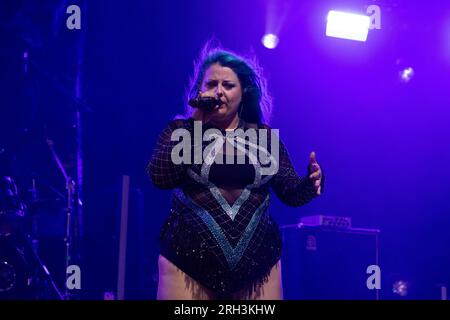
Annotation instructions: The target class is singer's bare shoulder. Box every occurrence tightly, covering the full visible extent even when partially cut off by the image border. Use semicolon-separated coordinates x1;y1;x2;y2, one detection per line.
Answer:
262;123;273;129
254;122;272;130
171;115;195;124
244;121;273;131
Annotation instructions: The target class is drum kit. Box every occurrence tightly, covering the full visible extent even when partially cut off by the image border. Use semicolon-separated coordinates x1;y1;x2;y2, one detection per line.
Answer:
0;154;66;300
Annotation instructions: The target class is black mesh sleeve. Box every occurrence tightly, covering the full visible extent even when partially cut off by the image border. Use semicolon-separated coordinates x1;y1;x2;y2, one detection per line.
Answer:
270;137;322;207
147;118;194;189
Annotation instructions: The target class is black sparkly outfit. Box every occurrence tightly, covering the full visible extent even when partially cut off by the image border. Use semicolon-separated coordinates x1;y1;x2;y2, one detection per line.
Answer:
147;117;321;298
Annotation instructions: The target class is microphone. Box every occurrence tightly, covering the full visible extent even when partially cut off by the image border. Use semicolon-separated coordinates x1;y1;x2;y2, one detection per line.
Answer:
188;96;222;111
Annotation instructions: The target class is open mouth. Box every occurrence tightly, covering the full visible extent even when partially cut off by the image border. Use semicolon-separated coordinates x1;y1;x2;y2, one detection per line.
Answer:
215;102;226;109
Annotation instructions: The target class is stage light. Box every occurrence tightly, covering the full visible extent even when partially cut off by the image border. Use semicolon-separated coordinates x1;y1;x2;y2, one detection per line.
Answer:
262;33;279;49
399;67;414;83
326;10;370;42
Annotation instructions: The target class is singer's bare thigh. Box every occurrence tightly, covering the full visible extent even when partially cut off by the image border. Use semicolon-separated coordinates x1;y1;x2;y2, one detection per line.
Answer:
231;260;283;300
157;255;215;300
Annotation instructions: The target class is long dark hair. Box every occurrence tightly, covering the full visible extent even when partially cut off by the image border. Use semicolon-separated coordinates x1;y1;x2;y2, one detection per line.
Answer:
185;43;272;125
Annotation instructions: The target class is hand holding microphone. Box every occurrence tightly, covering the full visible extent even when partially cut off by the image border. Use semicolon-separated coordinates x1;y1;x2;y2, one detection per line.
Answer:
190;91;222;123
188;94;222;111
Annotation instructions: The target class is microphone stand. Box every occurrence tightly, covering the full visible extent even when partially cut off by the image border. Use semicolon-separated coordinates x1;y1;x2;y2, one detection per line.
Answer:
46;138;76;300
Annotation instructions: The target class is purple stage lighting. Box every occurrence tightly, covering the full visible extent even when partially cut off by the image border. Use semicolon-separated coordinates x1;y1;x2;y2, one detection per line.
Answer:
326;10;370;42
262;33;279;49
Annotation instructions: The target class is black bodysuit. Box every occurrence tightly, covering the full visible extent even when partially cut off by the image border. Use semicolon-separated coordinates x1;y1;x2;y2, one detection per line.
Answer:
148;117;320;298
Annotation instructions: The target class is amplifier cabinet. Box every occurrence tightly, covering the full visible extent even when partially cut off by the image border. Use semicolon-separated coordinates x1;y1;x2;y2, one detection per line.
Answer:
281;225;380;300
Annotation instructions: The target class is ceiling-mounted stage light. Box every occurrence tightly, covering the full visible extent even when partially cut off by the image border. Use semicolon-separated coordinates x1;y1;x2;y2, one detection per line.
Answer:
326;10;370;42
262;33;279;49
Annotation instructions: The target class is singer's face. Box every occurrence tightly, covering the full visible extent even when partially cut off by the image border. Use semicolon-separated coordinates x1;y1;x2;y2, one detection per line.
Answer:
200;63;242;121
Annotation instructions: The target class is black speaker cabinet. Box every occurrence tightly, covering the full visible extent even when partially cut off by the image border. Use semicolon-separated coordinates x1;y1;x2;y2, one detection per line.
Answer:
281;224;380;300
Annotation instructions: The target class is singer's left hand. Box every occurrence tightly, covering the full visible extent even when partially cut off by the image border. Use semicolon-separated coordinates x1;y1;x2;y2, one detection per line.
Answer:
308;151;322;196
